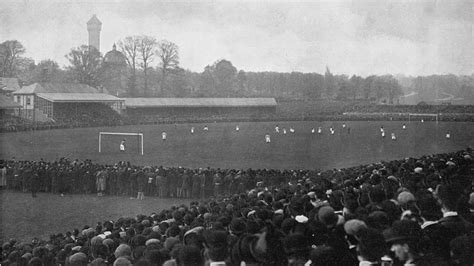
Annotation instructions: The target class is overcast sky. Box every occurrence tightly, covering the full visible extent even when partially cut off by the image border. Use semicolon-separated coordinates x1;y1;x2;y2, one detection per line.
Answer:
1;0;472;76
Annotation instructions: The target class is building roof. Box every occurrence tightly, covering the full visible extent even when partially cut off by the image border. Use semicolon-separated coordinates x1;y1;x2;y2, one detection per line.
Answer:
104;44;127;66
87;15;102;26
0;94;21;109
124;98;277;108
0;77;20;92
14;83;101;94
36;93;123;103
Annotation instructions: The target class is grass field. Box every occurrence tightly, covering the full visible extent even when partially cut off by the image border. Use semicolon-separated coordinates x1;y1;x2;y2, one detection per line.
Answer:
1;121;473;170
1;121;473;242
0;190;190;242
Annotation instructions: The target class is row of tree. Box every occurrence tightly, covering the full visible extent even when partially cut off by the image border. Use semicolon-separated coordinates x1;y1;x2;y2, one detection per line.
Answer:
2;39;472;103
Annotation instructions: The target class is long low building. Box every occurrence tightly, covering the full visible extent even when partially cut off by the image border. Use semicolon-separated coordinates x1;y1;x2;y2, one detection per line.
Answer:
10;82;277;122
124;97;277;117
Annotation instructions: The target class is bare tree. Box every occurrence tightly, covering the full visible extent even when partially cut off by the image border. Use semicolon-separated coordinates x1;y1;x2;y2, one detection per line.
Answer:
137;35;157;96
157;40;179;92
0;40;26;77
118;36;140;96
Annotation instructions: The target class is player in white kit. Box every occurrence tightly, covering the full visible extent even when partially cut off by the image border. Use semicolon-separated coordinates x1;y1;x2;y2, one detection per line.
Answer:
391;133;396;140
120;139;126;152
236;125;239;131
162;131;167;141
283;128;287;134
191;127;194;134
446;131;451;139
318;127;322;134
311;128;315;134
342;123;346;128
203;125;209;131
265;134;271;143
402;124;406;130
275;125;279;133
290;127;295;133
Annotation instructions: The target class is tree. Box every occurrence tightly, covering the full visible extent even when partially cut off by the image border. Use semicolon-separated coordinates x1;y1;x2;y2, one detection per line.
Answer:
0;40;26;77
34;60;62;83
65;45;103;87
157;40;179;93
137;35;157;96
213;59;237;96
118;36;140;96
324;66;336;99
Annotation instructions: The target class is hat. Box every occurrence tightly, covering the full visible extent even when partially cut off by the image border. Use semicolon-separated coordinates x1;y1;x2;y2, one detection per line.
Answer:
90;258;107;266
384;220;421;243
145;238;160;246
344;219;367;236
318;206;338;227
113;257;132;266
229;218;247;235
141;219;151;226
397;191;415;205
82;227;95;237
68;252;88;264
204;230;228;249
91;236;103;246
274;209;284;215
184;226;204;239
114;244;131;258
103;238;114;249
164;236;180;251
446;161;456;166
21;252;33;261
295;215;308;224
247;210;256;217
387;176;399;182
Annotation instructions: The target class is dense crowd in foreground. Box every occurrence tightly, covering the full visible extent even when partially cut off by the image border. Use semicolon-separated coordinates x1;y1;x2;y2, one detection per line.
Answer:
1;149;474;265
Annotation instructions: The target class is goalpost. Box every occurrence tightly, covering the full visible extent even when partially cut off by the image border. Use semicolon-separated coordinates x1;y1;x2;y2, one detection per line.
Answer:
99;132;144;155
408;113;439;124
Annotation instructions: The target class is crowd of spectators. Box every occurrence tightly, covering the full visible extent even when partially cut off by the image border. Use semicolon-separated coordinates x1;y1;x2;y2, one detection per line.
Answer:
2;102;474;132
1;148;473;265
53;103;123;127
343;104;474;115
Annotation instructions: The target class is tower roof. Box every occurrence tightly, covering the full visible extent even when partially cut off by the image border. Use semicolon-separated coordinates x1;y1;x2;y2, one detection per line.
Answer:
87;15;102;26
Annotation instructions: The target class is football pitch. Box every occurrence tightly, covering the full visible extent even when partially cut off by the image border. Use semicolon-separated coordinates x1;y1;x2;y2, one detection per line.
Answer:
1;121;473;170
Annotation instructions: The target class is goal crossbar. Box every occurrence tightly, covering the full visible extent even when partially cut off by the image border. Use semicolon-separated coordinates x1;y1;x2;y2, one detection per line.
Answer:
99;132;144;155
408;113;438;123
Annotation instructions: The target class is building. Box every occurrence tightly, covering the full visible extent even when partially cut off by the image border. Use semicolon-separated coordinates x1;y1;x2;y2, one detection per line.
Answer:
87;15;102;51
13;83;123;121
124;98;277;119
103;44;128;96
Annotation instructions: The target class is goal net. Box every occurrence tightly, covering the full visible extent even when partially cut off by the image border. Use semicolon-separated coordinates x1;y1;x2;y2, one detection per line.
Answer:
99;132;144;155
408;113;438;123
